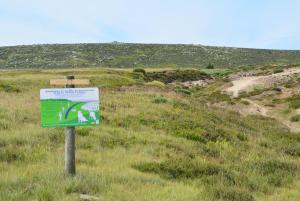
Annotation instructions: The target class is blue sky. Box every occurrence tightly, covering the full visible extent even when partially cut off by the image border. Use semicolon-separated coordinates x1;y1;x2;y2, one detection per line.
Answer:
0;0;299;49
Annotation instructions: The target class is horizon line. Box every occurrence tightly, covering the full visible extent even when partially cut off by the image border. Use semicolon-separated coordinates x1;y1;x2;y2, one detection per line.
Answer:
0;42;299;51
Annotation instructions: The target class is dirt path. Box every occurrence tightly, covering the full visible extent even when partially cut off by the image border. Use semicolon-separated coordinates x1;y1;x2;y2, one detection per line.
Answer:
242;98;268;116
224;67;300;132
238;98;300;132
227;77;261;97
225;67;300;97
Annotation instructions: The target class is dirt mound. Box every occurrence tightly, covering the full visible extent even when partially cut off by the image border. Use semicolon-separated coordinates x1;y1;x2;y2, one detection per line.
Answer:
222;67;300;132
225;67;300;97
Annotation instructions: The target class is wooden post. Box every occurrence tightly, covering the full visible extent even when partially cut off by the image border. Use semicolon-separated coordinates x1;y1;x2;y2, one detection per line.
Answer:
49;76;90;176
65;75;76;176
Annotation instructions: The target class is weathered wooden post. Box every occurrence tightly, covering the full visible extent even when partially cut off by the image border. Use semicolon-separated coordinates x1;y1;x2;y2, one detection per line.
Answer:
65;75;76;176
42;77;99;177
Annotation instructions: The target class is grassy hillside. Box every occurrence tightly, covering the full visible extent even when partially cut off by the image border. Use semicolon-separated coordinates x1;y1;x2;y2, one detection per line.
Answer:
1;43;300;69
0;68;300;201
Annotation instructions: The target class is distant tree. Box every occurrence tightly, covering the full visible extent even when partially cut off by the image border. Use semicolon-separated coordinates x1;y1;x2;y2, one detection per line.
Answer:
206;63;214;69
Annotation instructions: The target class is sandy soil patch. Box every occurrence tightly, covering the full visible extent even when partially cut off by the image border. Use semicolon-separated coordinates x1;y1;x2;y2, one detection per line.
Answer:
225;67;300;97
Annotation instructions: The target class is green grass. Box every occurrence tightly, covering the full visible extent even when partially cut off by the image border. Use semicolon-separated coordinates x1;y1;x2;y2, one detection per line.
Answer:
0;68;300;200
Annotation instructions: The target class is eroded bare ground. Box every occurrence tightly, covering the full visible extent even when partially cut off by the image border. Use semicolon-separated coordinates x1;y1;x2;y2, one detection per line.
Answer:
225;67;300;97
222;67;300;132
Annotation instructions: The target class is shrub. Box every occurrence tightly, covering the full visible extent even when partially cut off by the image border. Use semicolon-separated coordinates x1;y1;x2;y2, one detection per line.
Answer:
290;115;300;122
151;96;167;104
63;173;104;195
65;179;77;194
134;158;224;179
282;108;291;114
247;87;268;97
99;135;139;148
273;68;284;74
286;95;300;109
238;91;248;98
175;88;191;95
271;98;281;104
237;133;248;141
202;129;233;142
206;63;215;69
146;80;166;88
202;145;221;158
207;187;255;201
272;87;282;92
284;146;300;157
208;91;232;102
264;103;275;107
77;127;91;136
241;100;250;105
255;160;297;176
0;81;21;93
133;68;146;75
48;129;65;144
254;160;297;187
284;80;295;88
176;132;207;143
145;70;211;83
0;119;10;130
37;188;54;201
0;146;26;162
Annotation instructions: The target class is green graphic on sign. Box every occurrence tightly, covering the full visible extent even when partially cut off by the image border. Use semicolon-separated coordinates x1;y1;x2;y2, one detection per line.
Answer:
40;88;100;128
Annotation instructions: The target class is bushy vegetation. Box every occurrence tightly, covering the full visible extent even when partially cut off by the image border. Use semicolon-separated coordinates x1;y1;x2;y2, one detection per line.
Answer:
1;43;300;69
151;96;168;104
145;80;166;88
0;80;21;93
201;68;233;77
0;68;300;201
145;69;210;83
286;95;300;109
206;63;215;69
193;81;232;103
133;68;146;75
273;68;284;74
174;88;192;95
241;100;250;105
290;115;300;122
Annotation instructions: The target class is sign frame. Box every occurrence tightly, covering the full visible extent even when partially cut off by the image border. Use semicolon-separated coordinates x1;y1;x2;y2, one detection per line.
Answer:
40;87;100;128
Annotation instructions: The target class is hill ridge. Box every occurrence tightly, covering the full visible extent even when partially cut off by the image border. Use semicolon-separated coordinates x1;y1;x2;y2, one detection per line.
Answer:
1;43;300;69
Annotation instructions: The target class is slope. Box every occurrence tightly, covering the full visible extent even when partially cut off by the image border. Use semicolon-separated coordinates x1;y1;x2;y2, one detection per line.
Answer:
0;68;299;201
1;43;300;69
